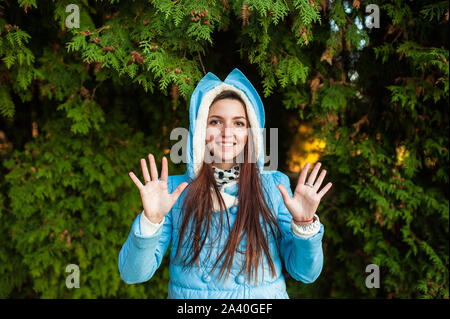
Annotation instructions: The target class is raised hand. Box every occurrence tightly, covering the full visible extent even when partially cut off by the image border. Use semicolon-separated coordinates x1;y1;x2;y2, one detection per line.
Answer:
277;162;332;224
129;154;188;224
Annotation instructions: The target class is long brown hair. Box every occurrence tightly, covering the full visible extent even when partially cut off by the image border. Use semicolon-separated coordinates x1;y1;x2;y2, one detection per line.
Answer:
174;90;281;283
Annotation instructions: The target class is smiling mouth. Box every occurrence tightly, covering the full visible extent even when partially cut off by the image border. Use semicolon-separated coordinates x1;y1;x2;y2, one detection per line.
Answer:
217;142;236;147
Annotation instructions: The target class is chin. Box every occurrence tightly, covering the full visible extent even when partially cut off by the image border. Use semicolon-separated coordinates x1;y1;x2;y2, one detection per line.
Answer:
213;149;245;163
214;153;236;163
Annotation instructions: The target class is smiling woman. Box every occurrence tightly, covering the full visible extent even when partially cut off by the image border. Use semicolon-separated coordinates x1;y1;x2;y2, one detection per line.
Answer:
120;68;333;299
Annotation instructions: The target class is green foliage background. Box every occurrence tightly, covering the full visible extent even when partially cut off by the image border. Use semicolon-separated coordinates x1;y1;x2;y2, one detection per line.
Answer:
0;0;448;298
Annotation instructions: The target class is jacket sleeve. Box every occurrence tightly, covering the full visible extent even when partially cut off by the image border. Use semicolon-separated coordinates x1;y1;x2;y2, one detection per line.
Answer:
140;213;165;236
118;181;173;284
274;171;325;284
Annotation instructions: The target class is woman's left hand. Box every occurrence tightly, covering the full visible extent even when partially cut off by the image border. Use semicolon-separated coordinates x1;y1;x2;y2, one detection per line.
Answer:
277;162;333;224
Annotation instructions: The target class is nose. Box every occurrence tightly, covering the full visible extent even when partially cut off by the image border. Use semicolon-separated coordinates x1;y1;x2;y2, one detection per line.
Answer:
221;126;234;138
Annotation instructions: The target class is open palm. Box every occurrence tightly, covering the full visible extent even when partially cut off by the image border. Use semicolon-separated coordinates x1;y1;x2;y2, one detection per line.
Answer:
277;162;332;223
129;154;188;224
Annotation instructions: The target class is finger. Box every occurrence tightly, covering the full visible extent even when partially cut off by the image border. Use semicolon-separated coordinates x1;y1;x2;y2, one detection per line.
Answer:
313;169;327;191
277;184;292;204
295;162;310;193
317;182;333;198
170;182;189;203
129;171;144;190
297;162;310;187
140;158;151;184
148;153;159;181
307;162;322;186
160;156;168;182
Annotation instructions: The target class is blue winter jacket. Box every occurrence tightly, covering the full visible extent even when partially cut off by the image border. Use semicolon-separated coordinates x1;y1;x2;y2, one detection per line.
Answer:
118;68;325;298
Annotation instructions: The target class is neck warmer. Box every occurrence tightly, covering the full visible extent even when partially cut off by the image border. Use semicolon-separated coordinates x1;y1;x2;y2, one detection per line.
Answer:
212;164;240;189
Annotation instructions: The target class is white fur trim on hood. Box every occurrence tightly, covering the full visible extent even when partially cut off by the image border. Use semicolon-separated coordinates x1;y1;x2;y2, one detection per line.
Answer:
192;83;261;177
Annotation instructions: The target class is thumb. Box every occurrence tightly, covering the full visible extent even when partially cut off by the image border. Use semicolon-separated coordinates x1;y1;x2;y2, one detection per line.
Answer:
277;184;291;204
170;182;189;203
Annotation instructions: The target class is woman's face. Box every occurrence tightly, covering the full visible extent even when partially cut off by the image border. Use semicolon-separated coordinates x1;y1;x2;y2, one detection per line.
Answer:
205;98;248;165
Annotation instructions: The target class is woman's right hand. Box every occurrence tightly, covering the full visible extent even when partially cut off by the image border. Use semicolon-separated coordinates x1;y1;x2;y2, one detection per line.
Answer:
129;154;188;224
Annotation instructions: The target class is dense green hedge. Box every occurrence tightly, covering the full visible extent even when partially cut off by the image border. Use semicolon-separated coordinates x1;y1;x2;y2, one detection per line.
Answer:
0;0;448;298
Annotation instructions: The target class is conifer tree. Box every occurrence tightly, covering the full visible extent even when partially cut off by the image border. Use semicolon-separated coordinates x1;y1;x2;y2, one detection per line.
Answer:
0;0;447;298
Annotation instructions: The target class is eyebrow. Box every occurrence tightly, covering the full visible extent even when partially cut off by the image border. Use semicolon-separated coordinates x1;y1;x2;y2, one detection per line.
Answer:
209;115;247;120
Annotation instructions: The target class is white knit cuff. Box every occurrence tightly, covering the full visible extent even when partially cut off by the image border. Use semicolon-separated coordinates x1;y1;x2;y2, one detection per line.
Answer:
140;212;165;237
291;214;321;238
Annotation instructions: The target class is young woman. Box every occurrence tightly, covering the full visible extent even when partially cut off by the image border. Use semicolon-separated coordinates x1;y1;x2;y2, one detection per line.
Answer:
119;68;333;298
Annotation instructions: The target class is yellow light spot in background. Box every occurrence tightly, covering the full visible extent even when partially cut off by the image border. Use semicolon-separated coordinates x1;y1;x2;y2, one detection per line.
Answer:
395;145;409;166
287;123;327;173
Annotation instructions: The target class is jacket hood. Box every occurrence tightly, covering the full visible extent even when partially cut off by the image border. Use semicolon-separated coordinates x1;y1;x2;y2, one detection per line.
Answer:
186;68;266;181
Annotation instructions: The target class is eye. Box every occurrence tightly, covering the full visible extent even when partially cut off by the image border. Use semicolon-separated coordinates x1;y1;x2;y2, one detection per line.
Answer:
235;121;245;127
209;119;220;125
